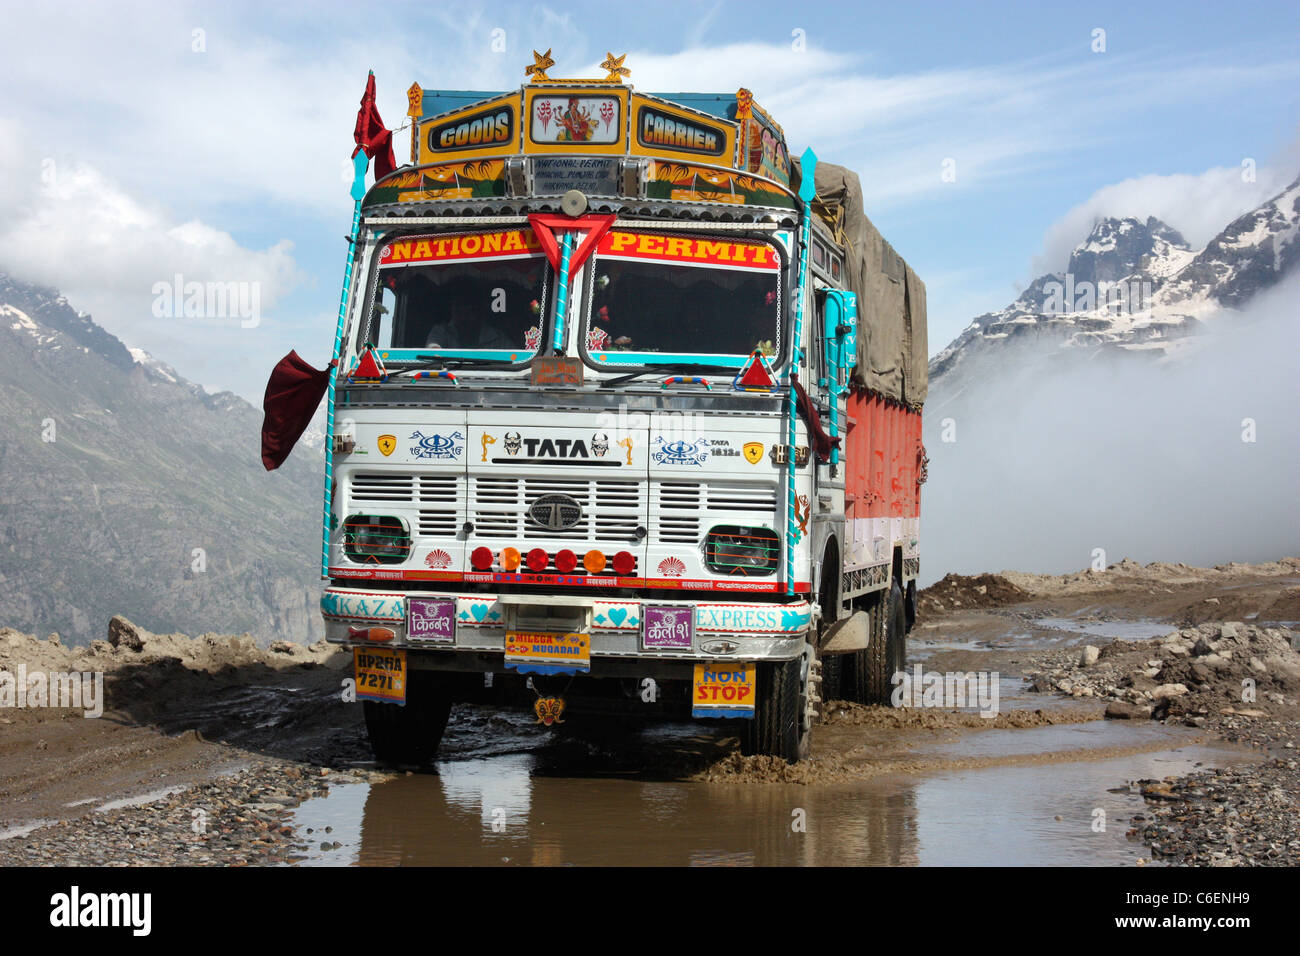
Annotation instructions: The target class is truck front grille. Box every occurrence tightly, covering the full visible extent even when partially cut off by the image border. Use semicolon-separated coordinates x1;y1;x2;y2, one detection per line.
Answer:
471;476;643;543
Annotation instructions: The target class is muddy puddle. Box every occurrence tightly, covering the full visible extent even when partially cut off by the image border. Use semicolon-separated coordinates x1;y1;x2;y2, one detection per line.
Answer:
287;719;1254;866
1030;617;1172;642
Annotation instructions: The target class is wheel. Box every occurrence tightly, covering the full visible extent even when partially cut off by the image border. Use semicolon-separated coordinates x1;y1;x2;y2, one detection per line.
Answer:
819;653;843;702
362;670;453;766
845;581;908;706
740;655;809;762
815;550;841;702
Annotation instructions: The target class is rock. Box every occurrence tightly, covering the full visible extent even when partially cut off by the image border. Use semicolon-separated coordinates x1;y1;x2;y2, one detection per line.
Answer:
89;640;112;655
1193;636;1214;656
268;641;299;655
1106;701;1143;719
1220;623;1240;640
107;615;143;652
1079;645;1100;666
1152;683;1189;700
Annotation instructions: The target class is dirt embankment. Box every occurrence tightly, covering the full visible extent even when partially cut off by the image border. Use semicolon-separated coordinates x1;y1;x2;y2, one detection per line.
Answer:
916;573;1030;616
0;614;379;864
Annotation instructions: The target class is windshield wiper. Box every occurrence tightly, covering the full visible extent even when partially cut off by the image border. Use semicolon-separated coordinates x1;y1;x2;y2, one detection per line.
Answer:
599;362;743;388
408;354;520;371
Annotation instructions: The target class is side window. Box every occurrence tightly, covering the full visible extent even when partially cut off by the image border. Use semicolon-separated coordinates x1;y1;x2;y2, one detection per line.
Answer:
812;287;827;383
369;284;396;350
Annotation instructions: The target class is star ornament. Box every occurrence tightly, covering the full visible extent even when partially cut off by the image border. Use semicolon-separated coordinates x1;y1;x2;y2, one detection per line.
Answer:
526;48;555;81
601;52;630;81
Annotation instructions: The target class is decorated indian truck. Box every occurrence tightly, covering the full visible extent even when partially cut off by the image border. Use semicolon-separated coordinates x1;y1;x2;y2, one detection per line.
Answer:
310;54;928;764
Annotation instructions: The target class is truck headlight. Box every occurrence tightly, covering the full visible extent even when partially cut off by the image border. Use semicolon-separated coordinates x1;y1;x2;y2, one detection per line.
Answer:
342;514;411;565
704;526;779;576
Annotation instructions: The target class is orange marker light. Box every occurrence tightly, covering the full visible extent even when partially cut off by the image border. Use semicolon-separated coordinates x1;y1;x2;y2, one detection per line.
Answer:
502;547;522;571
583;549;606;574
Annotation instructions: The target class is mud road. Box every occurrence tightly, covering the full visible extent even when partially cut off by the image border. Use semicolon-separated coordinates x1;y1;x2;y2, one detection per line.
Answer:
1;558;1296;865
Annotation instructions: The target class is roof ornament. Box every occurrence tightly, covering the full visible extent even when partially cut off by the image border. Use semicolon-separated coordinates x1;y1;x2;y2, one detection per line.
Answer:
525;48;555;81
601;52;630;82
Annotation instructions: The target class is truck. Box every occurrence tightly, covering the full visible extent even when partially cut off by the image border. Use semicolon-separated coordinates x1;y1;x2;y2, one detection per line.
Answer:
318;54;928;764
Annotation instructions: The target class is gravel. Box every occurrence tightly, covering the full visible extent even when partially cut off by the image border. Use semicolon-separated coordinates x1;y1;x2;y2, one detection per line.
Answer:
1022;620;1300;866
0;761;388;866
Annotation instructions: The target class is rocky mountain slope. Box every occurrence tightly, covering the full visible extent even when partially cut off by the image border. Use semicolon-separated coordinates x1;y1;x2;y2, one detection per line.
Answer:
0;273;324;645
929;172;1300;401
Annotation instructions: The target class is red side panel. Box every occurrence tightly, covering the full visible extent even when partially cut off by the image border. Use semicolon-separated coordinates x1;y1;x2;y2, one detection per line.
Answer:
844;388;923;520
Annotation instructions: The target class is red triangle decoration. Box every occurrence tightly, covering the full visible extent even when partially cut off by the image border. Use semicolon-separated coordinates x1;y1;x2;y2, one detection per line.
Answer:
348;345;388;383
527;214;617;273
733;349;776;391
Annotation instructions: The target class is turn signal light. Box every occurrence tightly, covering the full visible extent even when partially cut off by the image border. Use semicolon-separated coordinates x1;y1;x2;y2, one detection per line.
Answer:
470;546;494;571
612;550;636;575
583;549;606;574
501;547;522;571
555;549;578;573
526;548;549;572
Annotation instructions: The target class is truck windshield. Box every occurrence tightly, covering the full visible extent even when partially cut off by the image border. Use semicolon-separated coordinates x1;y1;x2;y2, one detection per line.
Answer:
365;228;549;360
582;230;782;366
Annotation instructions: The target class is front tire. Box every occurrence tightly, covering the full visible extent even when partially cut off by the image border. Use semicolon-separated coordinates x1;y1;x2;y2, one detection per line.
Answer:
740;656;808;762
363;670;454;767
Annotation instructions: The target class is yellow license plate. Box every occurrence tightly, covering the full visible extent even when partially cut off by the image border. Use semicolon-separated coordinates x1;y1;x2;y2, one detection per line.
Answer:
504;631;590;674
353;646;407;704
692;661;756;717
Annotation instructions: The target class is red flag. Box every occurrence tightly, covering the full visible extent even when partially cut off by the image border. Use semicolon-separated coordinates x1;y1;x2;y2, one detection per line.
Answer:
260;351;336;470
352;72;396;182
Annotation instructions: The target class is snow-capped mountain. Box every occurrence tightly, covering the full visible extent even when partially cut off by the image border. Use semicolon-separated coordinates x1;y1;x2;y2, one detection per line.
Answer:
930;172;1300;396
0;272;325;646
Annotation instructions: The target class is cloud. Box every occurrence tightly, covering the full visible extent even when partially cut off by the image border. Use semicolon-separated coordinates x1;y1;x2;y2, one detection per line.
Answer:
922;271;1300;582
0;121;304;394
1033;163;1299;275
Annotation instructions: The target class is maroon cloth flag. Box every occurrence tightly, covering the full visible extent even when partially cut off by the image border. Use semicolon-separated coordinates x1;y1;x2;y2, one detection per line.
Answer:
352;72;396;182
793;376;840;463
261;351;335;470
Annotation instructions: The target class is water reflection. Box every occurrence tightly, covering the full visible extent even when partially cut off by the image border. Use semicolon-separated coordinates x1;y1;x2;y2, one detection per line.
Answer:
299;722;1263;866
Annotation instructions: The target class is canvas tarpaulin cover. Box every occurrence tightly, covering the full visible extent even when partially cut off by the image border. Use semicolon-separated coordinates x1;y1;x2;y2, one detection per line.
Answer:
793;159;928;407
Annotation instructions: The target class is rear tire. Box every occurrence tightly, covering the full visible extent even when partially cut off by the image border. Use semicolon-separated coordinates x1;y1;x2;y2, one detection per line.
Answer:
740;656;807;762
845;582;907;706
363;670;453;767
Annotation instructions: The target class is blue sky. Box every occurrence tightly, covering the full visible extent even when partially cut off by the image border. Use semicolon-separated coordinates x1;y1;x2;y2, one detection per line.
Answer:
0;0;1297;400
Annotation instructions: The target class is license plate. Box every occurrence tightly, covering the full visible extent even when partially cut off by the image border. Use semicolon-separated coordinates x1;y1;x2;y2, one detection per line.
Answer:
353;646;407;704
642;606;694;650
504;631;590;675
408;597;456;644
692;661;756;718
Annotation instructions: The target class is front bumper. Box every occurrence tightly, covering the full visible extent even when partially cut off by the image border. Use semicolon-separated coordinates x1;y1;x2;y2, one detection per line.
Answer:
321;586;811;667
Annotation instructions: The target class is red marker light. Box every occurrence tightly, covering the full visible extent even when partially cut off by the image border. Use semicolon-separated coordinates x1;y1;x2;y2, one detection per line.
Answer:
612;550;636;575
555;549;578;573
471;546;494;571
526;548;549;572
